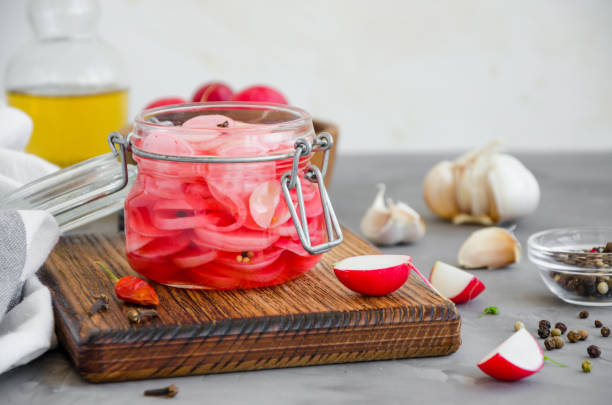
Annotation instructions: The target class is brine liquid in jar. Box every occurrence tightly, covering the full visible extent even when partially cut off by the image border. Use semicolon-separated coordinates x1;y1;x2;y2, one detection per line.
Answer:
124;104;326;290
7;87;128;167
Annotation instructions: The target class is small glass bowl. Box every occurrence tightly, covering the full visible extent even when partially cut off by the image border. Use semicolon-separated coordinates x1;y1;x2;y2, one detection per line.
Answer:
528;227;612;306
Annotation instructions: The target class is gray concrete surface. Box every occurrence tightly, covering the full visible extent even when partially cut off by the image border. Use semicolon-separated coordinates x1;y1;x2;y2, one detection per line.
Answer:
1;152;611;404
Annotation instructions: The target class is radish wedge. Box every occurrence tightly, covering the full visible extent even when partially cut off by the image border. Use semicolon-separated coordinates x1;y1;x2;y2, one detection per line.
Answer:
333;254;434;296
478;328;544;381
429;261;485;304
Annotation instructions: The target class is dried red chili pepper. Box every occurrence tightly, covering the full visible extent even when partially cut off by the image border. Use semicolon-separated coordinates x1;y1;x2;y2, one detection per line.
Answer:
95;261;159;306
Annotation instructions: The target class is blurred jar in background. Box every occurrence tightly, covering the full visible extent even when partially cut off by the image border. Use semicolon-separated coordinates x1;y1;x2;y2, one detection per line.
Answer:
4;0;128;167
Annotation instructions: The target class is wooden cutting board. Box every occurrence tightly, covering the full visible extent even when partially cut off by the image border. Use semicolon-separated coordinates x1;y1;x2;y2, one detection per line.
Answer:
39;228;461;382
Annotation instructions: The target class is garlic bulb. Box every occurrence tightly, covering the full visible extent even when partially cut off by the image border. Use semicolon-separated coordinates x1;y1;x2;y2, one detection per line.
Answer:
458;227;521;269
423;142;540;225
360;184;425;246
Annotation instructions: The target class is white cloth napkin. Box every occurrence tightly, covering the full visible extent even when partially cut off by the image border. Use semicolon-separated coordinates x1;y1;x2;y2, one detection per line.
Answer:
0;105;60;374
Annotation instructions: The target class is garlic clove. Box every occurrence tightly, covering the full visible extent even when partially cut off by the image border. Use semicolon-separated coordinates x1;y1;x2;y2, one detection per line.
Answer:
423;161;460;220
458;227;521;269
487;154;540;223
452;213;495;226
361;184;425;246
390;201;426;243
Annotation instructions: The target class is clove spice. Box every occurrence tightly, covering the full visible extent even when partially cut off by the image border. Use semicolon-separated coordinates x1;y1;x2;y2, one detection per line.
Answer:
143;384;178;398
88;294;109;316
127;308;159;324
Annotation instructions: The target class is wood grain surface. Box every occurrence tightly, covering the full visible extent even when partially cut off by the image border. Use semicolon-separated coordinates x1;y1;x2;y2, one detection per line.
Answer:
40;227;461;382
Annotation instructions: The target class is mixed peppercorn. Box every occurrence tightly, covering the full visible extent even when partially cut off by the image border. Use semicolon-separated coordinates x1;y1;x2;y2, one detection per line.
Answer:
524;310;610;373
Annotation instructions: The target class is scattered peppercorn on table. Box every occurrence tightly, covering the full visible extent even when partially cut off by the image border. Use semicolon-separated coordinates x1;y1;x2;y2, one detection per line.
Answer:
0;153;610;403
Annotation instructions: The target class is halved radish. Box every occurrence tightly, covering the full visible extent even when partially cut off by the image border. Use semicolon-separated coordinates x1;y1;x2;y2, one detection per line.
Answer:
429;261;485;304
333;255;413;296
478;328;544;381
171;245;217;268
193;227;280;251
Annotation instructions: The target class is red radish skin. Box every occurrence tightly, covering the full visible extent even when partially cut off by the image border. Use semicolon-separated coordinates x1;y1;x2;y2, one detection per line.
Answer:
333;255;434;296
232;85;288;104
191;82;233;102
477;329;544;381
429;261;485;304
450;277;486;304
145;97;187;109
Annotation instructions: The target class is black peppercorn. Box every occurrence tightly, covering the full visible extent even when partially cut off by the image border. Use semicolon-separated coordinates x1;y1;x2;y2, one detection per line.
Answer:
554;322;567;334
544;338;555;350
568;330;581;343
587;345;601;358
538;327;550;338
539;320;551;329
594;320;603;328
579;310;589;319
601;326;610;337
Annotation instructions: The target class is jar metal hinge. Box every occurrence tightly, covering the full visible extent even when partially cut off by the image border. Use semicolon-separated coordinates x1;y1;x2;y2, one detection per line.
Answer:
280;133;343;255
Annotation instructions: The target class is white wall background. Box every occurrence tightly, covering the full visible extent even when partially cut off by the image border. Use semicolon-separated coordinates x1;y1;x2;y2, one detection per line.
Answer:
1;0;612;153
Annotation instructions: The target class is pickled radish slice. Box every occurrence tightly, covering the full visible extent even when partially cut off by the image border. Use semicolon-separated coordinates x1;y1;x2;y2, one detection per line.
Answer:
193;227;280;251
186;266;242;290
171;245;217;268
133;233;191;258
285;252;322;272
182;114;235;129
153;209;210;230
128;207;183;237
126;232;154;252
216;247;284;271
141;174;187;199
249;180;281;229
141;130;194;156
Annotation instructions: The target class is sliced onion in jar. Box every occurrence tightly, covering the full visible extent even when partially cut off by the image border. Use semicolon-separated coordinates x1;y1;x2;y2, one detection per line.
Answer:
215;247;284;271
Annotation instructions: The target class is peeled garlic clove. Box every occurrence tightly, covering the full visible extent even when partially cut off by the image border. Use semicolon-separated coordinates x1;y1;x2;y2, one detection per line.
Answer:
458;227;521;269
488;154;540;223
360;184;425;246
423;161;460;220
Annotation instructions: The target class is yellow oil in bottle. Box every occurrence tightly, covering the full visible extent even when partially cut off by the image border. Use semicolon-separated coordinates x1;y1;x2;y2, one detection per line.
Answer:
7;89;128;167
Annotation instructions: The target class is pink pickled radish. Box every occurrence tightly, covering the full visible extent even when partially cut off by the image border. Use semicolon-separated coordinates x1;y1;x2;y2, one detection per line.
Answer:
133;233;191;258
193;227;280;251
141;130;194;156
171;245;217;268
249;180;281;229
216;247;284;271
182;114;235;129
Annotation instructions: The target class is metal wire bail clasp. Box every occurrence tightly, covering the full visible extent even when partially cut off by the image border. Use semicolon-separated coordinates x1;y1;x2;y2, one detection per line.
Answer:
280;133;343;255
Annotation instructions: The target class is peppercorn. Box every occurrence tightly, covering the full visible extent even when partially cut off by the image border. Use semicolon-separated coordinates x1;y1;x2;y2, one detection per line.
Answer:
594;320;603;328
544;338;555;350
579;310;589;319
568;330;581;343
601;326;610;337
513;321;524;331
539;320;551;329
582;360;592;373
552;336;564;349
554;322;567;334
578;329;589;340
538;327;550;339
550;328;562;337
587;345;601;358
